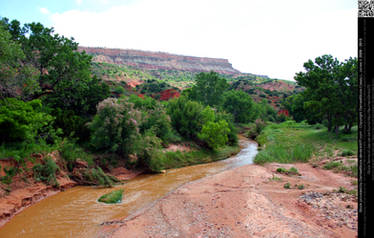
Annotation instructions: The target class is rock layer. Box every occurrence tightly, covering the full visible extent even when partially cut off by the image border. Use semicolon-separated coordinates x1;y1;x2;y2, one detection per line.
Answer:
78;46;240;75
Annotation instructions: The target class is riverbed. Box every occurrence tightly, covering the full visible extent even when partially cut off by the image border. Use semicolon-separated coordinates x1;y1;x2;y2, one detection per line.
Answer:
0;140;257;238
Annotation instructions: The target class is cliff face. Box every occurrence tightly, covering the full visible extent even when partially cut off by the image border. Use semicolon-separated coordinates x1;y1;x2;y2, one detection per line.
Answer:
78;46;240;75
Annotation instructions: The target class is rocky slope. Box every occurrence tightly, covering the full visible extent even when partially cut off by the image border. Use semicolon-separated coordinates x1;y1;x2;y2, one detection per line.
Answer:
79;46;240;75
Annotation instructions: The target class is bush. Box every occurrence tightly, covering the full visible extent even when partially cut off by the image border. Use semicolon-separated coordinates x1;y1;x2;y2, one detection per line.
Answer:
222;90;256;123
198;120;230;150
83;167;118;187
167;96;206;139
284;183;291;189
59;139;93;172
341;150;354;157
0;98;54;143
276;167;300;176
0;166;17;185
89;98;141;156
98;189;124;204
323;161;341;170
33;157;59;187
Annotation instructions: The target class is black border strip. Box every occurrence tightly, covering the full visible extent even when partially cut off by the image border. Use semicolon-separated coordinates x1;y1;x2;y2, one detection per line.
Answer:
358;16;374;238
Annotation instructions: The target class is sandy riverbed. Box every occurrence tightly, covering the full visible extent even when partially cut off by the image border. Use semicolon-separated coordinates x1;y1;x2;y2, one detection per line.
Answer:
99;163;357;238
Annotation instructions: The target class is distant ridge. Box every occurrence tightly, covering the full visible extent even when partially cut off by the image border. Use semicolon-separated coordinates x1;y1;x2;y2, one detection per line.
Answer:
78;46;240;75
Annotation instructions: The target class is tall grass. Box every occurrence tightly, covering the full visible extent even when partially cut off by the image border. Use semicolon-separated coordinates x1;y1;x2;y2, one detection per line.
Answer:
254;121;357;165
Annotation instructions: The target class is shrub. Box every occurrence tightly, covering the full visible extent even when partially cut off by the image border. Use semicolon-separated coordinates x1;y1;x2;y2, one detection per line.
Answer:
59;139;93;172
222;90;256;123
323;161;341;170
167;96;205;139
33;157;59;187
0;166;17;185
98;189;124;204
0;98;54;143
276;167;300;176
83;167;118;187
198;120;230;150
284;182;291;189
89;98;141;156
341;150;354;157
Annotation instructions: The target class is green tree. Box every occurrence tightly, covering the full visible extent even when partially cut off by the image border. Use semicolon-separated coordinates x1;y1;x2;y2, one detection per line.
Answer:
198;120;230;150
0;23;39;99
223;90;255;123
1;18;110;138
255;99;277;122
167;96;206;139
282;93;320;123
1;19;109;110
0;98;54;143
188;71;228;107
295;55;357;134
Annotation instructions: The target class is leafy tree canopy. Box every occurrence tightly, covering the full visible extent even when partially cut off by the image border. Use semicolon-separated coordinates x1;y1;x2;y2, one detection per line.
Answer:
223;90;255;123
188;71;228;107
294;55;357;134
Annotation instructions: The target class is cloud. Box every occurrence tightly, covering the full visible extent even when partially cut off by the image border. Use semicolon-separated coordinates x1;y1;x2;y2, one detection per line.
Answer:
76;0;83;5
50;0;357;80
40;7;50;15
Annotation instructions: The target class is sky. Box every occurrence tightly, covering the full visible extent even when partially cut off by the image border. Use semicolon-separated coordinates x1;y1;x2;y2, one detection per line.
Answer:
0;0;357;81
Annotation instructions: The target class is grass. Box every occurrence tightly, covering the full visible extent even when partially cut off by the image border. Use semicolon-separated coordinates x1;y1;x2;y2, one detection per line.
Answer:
323;161;357;177
254;121;357;165
335;186;357;196
98;189;124;204
154;145;240;170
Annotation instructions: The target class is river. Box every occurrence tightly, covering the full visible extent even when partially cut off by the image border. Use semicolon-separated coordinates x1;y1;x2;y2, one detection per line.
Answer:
0;139;257;238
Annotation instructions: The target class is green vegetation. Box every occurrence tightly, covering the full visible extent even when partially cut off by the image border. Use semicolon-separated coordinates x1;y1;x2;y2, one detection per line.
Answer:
323;161;357;177
150;145;240;171
283;182;291;189
0;16;358;193
297;184;305;190
288;55;357;135
341;150;354;157
59;139;94;171
276;167;300;176
254;121;357;166
98;189;124;204
335;186;357;196
188;71;229;107
33;157;59;187
269;174;282;181
83;167;119;187
222;90;256;123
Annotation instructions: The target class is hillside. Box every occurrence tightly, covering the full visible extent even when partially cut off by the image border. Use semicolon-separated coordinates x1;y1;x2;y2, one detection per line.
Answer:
78;46;240;75
80;46;300;109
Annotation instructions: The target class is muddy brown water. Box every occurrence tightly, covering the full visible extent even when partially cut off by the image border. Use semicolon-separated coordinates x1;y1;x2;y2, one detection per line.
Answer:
0;140;257;238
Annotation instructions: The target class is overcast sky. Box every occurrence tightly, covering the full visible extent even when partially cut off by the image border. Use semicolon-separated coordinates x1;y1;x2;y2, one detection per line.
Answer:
0;0;357;81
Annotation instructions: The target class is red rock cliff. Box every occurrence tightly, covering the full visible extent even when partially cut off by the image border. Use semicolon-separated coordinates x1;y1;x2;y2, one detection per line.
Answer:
78;46;240;75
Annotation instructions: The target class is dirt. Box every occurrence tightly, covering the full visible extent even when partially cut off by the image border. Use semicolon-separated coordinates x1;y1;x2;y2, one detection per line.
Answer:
99;163;357;238
163;144;192;153
0;174;76;227
109;167;143;181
